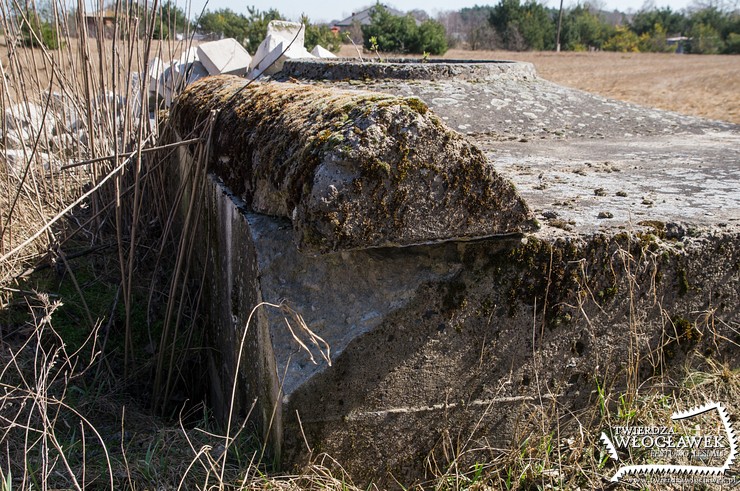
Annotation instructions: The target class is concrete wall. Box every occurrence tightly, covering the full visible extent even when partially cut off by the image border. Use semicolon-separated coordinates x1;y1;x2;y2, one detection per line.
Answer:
165;63;740;486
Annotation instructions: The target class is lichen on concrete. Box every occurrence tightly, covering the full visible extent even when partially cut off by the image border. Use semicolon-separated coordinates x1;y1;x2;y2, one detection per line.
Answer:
171;75;535;253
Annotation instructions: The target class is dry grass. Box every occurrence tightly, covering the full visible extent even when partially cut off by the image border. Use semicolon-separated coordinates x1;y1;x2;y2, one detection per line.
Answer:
338;45;740;124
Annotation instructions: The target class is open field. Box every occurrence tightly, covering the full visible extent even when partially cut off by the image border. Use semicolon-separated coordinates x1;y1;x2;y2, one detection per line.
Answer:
4;38;737;124
339;45;740;124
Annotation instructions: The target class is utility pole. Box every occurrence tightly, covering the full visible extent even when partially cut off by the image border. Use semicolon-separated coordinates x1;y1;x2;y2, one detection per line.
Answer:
556;0;564;52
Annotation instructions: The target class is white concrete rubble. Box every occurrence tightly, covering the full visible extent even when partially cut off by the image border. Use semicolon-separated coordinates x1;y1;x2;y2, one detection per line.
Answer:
186;61;209;85
148;57;165;92
4;102;55;136
197;38;252;76
251;33;314;77
311;45;336;58
265;20;305;47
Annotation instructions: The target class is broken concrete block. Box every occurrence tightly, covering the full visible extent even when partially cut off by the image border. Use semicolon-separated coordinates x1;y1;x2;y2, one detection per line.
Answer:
252;34;314;76
311;45;336;58
4;102;55;136
147;57;165;92
186;60;209;85
177;47;198;67
197;38;251;76
129;72;143;120
251;33;283;70
249;39;283;79
42;91;79;134
3;149;56;178
266;20;305;47
163;61;185;90
172;76;536;253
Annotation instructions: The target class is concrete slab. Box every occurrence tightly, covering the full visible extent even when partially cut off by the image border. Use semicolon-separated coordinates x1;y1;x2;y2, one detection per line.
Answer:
147;57;165;92
265;20;304;47
252;33;314;76
172;76;536;253
167;60;740;486
310;45;337;58
186;60;209;85
197;38;251;76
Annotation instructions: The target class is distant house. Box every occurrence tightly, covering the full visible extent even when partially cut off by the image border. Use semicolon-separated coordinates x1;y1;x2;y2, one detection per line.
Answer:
332;4;419;29
667;36;689;54
84;9;116;38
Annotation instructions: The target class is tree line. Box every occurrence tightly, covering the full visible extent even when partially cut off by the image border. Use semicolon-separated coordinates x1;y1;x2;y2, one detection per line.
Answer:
438;2;740;54
12;0;739;55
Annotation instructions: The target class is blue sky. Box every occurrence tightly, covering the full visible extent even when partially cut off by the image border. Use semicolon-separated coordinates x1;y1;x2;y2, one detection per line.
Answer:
178;0;700;23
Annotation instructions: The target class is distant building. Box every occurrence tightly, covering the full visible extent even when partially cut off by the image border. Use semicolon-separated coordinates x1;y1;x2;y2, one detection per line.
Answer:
332;4;419;28
667;36;690;54
84;9;116;38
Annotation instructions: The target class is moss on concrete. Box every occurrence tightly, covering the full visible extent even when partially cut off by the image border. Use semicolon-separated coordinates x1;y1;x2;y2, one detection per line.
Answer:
170;76;535;254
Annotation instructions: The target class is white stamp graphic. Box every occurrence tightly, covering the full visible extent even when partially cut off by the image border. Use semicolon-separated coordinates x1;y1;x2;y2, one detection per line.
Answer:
600;402;737;483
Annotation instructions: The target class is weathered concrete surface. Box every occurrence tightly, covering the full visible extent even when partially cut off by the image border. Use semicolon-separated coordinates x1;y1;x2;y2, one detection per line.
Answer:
166;60;740;486
280;59;740;235
172;76;536;254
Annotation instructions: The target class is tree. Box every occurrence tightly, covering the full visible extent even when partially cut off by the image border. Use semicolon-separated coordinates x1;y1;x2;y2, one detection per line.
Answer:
489;0;556;51
638;22;676;52
459;6;498;50
156;1;190;38
20;9;62;49
687;21;724;52
362;4;419;53
561;4;613;50
411;18;448;54
197;7;283;53
603;25;640;51
198;9;249;41
630;7;687;35
301;15;342;53
243;7;283;53
361;4;448;54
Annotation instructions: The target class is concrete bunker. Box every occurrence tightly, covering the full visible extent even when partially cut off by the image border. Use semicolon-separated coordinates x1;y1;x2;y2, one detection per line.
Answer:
164;59;739;486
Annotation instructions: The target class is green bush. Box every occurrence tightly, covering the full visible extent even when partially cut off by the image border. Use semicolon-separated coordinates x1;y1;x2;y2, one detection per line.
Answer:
302;15;342;53
687;22;724;54
198;7;283;53
361;5;448;55
603;25;640;52
638;23;676;52
726;32;740;54
489;0;555;51
411;20;448;55
21;11;62;49
561;5;612;51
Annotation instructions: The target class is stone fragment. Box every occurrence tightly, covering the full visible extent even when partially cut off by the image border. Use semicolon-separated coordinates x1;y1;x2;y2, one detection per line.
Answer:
4;102;55;136
42;91;79;133
2;128;29;150
251;33;283;71
265;20;305;47
248;38;284;79
172;76;536;253
250;36;314;78
148;57;165;92
311;45;337;58
197;38;252;76
186;61;209;85
3;149;56;178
